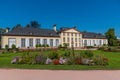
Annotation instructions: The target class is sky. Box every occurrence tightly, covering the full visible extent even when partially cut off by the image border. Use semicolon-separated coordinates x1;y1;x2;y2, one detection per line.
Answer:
0;0;120;37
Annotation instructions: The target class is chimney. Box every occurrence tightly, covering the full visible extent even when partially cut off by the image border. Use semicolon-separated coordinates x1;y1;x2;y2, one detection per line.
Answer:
6;27;10;33
53;24;57;32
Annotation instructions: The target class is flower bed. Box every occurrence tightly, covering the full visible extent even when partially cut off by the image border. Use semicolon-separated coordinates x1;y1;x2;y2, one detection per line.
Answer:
11;50;109;66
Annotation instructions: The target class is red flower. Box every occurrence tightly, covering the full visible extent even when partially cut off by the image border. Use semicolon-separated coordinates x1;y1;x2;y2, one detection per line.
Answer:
53;59;59;65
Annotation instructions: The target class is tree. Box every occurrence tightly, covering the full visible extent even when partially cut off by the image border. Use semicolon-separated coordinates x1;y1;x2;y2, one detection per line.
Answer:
26;24;31;28
12;24;22;30
0;28;5;49
105;28;118;46
0;28;5;34
30;21;41;28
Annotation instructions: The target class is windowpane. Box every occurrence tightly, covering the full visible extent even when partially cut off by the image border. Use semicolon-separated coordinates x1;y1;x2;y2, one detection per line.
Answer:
29;38;33;47
43;39;47;44
36;39;40;45
67;38;69;42
50;39;53;47
21;38;25;47
63;38;65;42
56;39;59;46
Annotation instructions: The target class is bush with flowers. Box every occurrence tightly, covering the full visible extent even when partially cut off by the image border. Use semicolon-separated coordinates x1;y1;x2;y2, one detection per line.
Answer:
11;50;109;66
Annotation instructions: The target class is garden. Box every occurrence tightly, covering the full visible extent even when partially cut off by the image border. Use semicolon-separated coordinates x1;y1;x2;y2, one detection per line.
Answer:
0;47;120;70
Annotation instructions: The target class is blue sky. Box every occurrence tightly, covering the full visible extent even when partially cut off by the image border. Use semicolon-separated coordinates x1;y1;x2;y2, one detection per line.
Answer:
0;0;120;37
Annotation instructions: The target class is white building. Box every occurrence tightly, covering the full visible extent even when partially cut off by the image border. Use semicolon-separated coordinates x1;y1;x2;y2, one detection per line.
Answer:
1;25;108;49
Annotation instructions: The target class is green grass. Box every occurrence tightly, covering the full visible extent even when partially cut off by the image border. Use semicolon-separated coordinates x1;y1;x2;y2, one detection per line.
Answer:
0;50;120;70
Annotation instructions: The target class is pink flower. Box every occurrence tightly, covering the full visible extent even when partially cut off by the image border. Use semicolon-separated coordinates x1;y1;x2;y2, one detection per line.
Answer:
46;58;52;64
59;57;66;64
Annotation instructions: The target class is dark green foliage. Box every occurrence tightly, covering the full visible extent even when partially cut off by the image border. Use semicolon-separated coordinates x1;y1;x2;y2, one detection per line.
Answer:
84;50;94;59
30;21;41;28
11;44;16;50
105;28;118;46
66;56;75;65
98;46;108;51
48;51;59;59
86;46;94;48
93;54;109;66
58;44;62;48
63;43;68;48
12;24;22;30
5;44;9;50
63;51;71;57
36;44;42;48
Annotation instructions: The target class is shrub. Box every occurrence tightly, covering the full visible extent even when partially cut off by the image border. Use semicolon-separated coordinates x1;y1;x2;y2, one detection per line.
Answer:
5;44;9;50
63;51;71;57
86;46;94;48
35;44;39;48
84;50;94;59
63;43;68;48
66;56;75;65
11;44;16;50
46;44;49;47
48;51;59;59
75;57;82;64
17;52;33;64
58;44;62;48
99;46;108;51
93;54;109;66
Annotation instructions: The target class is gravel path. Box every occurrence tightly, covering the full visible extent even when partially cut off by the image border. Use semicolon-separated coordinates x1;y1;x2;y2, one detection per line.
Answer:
0;69;120;80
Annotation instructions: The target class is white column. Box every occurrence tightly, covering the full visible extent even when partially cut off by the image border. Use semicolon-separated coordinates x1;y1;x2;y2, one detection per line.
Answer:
33;38;36;48
26;38;29;48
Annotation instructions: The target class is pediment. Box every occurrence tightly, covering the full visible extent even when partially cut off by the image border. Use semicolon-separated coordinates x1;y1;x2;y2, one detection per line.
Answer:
63;28;81;33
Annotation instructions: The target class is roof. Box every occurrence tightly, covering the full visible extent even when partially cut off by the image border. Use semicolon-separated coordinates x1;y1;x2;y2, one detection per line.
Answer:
82;31;107;39
3;27;59;37
58;27;81;33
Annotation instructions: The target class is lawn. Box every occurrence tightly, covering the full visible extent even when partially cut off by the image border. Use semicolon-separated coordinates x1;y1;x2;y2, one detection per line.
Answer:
0;50;120;70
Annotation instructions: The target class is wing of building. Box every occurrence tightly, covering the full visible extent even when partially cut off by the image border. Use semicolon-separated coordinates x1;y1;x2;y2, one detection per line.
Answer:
1;25;108;49
1;26;60;49
82;31;108;47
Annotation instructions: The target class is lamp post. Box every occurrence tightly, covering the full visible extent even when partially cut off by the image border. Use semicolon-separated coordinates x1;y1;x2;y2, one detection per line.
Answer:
71;40;75;57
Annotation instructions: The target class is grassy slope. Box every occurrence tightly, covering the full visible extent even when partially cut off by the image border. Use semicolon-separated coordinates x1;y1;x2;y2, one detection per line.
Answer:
0;50;120;70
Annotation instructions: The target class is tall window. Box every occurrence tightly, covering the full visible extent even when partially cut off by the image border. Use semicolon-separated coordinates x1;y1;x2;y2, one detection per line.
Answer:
76;43;77;47
63;38;65;42
90;40;91;46
67;38;69;42
84;40;87;46
79;38;81;42
63;33;65;36
71;33;73;36
71;38;73;42
43;39;47;44
21;38;25;47
99;40;102;45
75;33;77;36
29;38;33;47
67;33;69;36
50;39;53;47
56;39;59;46
36;39;40;45
103;40;106;44
93;40;95;46
75;38;77;42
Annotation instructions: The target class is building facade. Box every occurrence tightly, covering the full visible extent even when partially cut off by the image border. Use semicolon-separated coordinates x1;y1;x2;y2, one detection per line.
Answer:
1;25;108;49
59;27;82;48
1;27;60;49
82;32;108;47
